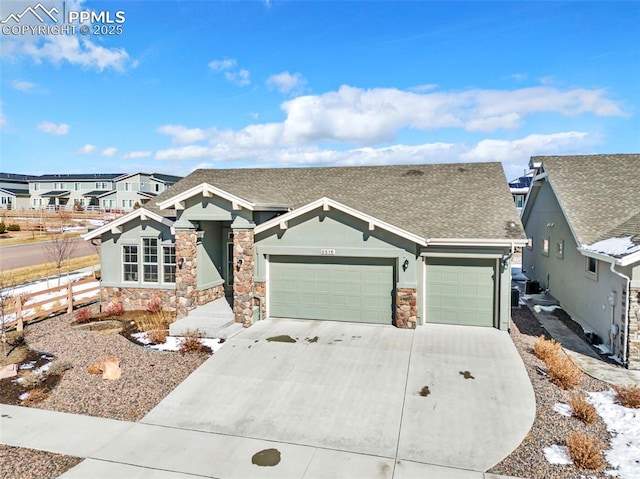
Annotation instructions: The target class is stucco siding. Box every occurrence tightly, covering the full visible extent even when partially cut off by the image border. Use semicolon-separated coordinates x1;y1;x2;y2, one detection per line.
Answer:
99;217;174;289
523;180;629;356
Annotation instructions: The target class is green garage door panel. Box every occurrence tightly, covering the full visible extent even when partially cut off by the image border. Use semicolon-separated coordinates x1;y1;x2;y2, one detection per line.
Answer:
269;256;394;324
426;258;496;327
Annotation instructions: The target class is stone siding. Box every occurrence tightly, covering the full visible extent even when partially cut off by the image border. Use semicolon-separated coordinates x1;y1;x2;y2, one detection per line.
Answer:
254;281;266;321
175;229;198;318
628;287;640;370
101;286;177;311
396;288;417;329
233;229;255;327
196;285;226;305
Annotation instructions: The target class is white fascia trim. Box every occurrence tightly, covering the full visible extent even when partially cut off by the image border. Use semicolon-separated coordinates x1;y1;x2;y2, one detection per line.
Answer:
254;197;427;246
156;182;255;211
578;247;640;267
83;208;174;241
425;238;529;248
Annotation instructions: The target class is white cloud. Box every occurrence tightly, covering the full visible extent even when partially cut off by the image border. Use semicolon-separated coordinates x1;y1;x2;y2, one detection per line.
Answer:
224;69;250;86
266;71;307;94
208;58;250;86
11;80;40;92
208;58;237;71
101;147;118;157
121;151;152;159
155;131;594;175
157;124;208;144
37;121;69;135
77;144;97;154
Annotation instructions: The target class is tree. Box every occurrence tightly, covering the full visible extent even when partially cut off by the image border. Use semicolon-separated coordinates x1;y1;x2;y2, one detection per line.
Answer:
43;235;78;285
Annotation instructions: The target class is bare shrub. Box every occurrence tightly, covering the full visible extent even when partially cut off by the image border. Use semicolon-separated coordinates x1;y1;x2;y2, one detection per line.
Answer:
74;308;91;324
21;387;49;406
146;328;168;345
20;370;46;388
146;297;163;314
613;385;640;408
546;354;581;390
106;302;125;316
570;392;597;424
179;330;205;354
566;431;605;470
533;335;562;361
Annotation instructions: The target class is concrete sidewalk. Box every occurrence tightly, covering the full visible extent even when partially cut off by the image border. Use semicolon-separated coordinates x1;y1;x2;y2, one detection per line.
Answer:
1;319;534;479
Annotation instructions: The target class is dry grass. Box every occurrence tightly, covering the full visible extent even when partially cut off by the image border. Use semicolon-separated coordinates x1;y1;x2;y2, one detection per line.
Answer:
87;363;101;375
132;310;174;333
570;392;597;424
0;254;99;287
179;329;206;354
546;354;582;390
20;387;49;406
146;328;168;345
613;385;640;408
566;431;605;470
533;335;562;361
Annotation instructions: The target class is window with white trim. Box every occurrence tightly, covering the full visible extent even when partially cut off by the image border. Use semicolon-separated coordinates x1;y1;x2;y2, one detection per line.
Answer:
143;238;158;282
542;237;550;256
163;246;176;283
123;245;138;281
586;257;597;275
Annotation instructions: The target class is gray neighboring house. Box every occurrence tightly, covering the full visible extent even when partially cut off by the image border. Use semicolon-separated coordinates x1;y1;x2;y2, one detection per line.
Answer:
29;173;123;210
98;172;182;211
522;154;640;369
0;173;33;210
84;162;526;332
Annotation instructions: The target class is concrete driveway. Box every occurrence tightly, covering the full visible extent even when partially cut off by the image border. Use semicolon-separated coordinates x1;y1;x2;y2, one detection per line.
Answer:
132;318;535;476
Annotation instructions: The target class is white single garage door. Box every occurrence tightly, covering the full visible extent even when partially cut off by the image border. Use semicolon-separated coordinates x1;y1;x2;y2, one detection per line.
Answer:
269;256;394;324
425;258;496;327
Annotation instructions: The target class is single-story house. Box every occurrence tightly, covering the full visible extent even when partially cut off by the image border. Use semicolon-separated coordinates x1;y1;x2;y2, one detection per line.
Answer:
84;162;526;331
521;154;640;369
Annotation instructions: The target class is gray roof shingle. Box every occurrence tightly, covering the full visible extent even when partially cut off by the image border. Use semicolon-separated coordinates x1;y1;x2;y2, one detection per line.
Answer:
153;162;524;240
533;154;640;246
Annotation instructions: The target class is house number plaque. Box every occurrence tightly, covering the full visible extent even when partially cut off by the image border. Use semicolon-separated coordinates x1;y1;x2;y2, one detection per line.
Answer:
320;248;336;255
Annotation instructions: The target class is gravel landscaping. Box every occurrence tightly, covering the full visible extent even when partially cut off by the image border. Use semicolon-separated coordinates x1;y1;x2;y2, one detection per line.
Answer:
0;306;627;479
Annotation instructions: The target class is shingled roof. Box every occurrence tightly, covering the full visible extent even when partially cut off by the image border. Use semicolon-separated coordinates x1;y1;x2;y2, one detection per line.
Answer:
153;162;524;241
532;154;640;246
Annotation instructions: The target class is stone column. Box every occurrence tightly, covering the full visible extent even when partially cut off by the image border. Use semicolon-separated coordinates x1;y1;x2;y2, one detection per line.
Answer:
396;288;417;329
175;228;197;318
233;228;255;327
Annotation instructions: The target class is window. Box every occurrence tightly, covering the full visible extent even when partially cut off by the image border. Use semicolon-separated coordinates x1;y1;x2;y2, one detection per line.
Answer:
143;238;158;282
74;182;80;191
54;182;64;189
542;237;550;256
123;245;138;281
155;183;161;192
587;257;597;275
95;182;110;190
556;240;564;259
515;195;524;208
33;183;39;191
163;246;176;283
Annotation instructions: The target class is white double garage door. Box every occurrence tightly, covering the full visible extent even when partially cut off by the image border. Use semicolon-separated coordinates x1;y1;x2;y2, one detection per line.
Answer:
267;256;496;327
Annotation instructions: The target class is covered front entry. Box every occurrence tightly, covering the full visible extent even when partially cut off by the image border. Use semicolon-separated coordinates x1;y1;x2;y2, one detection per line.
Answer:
268;255;394;324
425;257;496;327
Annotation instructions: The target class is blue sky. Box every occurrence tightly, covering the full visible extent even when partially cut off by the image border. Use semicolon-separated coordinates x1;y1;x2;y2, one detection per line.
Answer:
1;0;638;180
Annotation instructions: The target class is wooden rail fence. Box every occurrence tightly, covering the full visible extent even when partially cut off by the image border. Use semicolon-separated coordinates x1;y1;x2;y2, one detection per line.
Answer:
2;278;100;331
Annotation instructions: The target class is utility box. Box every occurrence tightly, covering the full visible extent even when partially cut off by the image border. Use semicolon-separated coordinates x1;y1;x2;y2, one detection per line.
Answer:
511;288;520;308
526;280;540;294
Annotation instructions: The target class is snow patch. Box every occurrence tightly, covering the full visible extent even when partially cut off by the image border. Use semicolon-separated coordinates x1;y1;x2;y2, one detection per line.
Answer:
588;390;640;479
131;332;225;354
534;304;560;313
543;444;573;465
583;236;640;258
554;402;573;417
594;344;612;355
18;392;29;401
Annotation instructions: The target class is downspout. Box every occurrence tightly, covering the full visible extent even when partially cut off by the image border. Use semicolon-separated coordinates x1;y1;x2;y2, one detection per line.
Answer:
610;262;631;368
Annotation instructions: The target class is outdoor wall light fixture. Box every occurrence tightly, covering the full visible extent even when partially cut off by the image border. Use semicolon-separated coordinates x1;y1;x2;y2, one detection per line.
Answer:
236;258;244;271
177;257;185;269
402;259;409;272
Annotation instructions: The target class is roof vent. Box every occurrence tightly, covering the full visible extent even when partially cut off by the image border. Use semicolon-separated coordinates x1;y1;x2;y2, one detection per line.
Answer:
402;169;424;177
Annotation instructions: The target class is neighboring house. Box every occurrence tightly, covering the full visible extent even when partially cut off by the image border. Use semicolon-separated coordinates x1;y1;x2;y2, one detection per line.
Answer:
84;162;526;333
98;172;181;211
29;173;123;210
521;154;640;369
0;173;33;210
508;171;534;214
